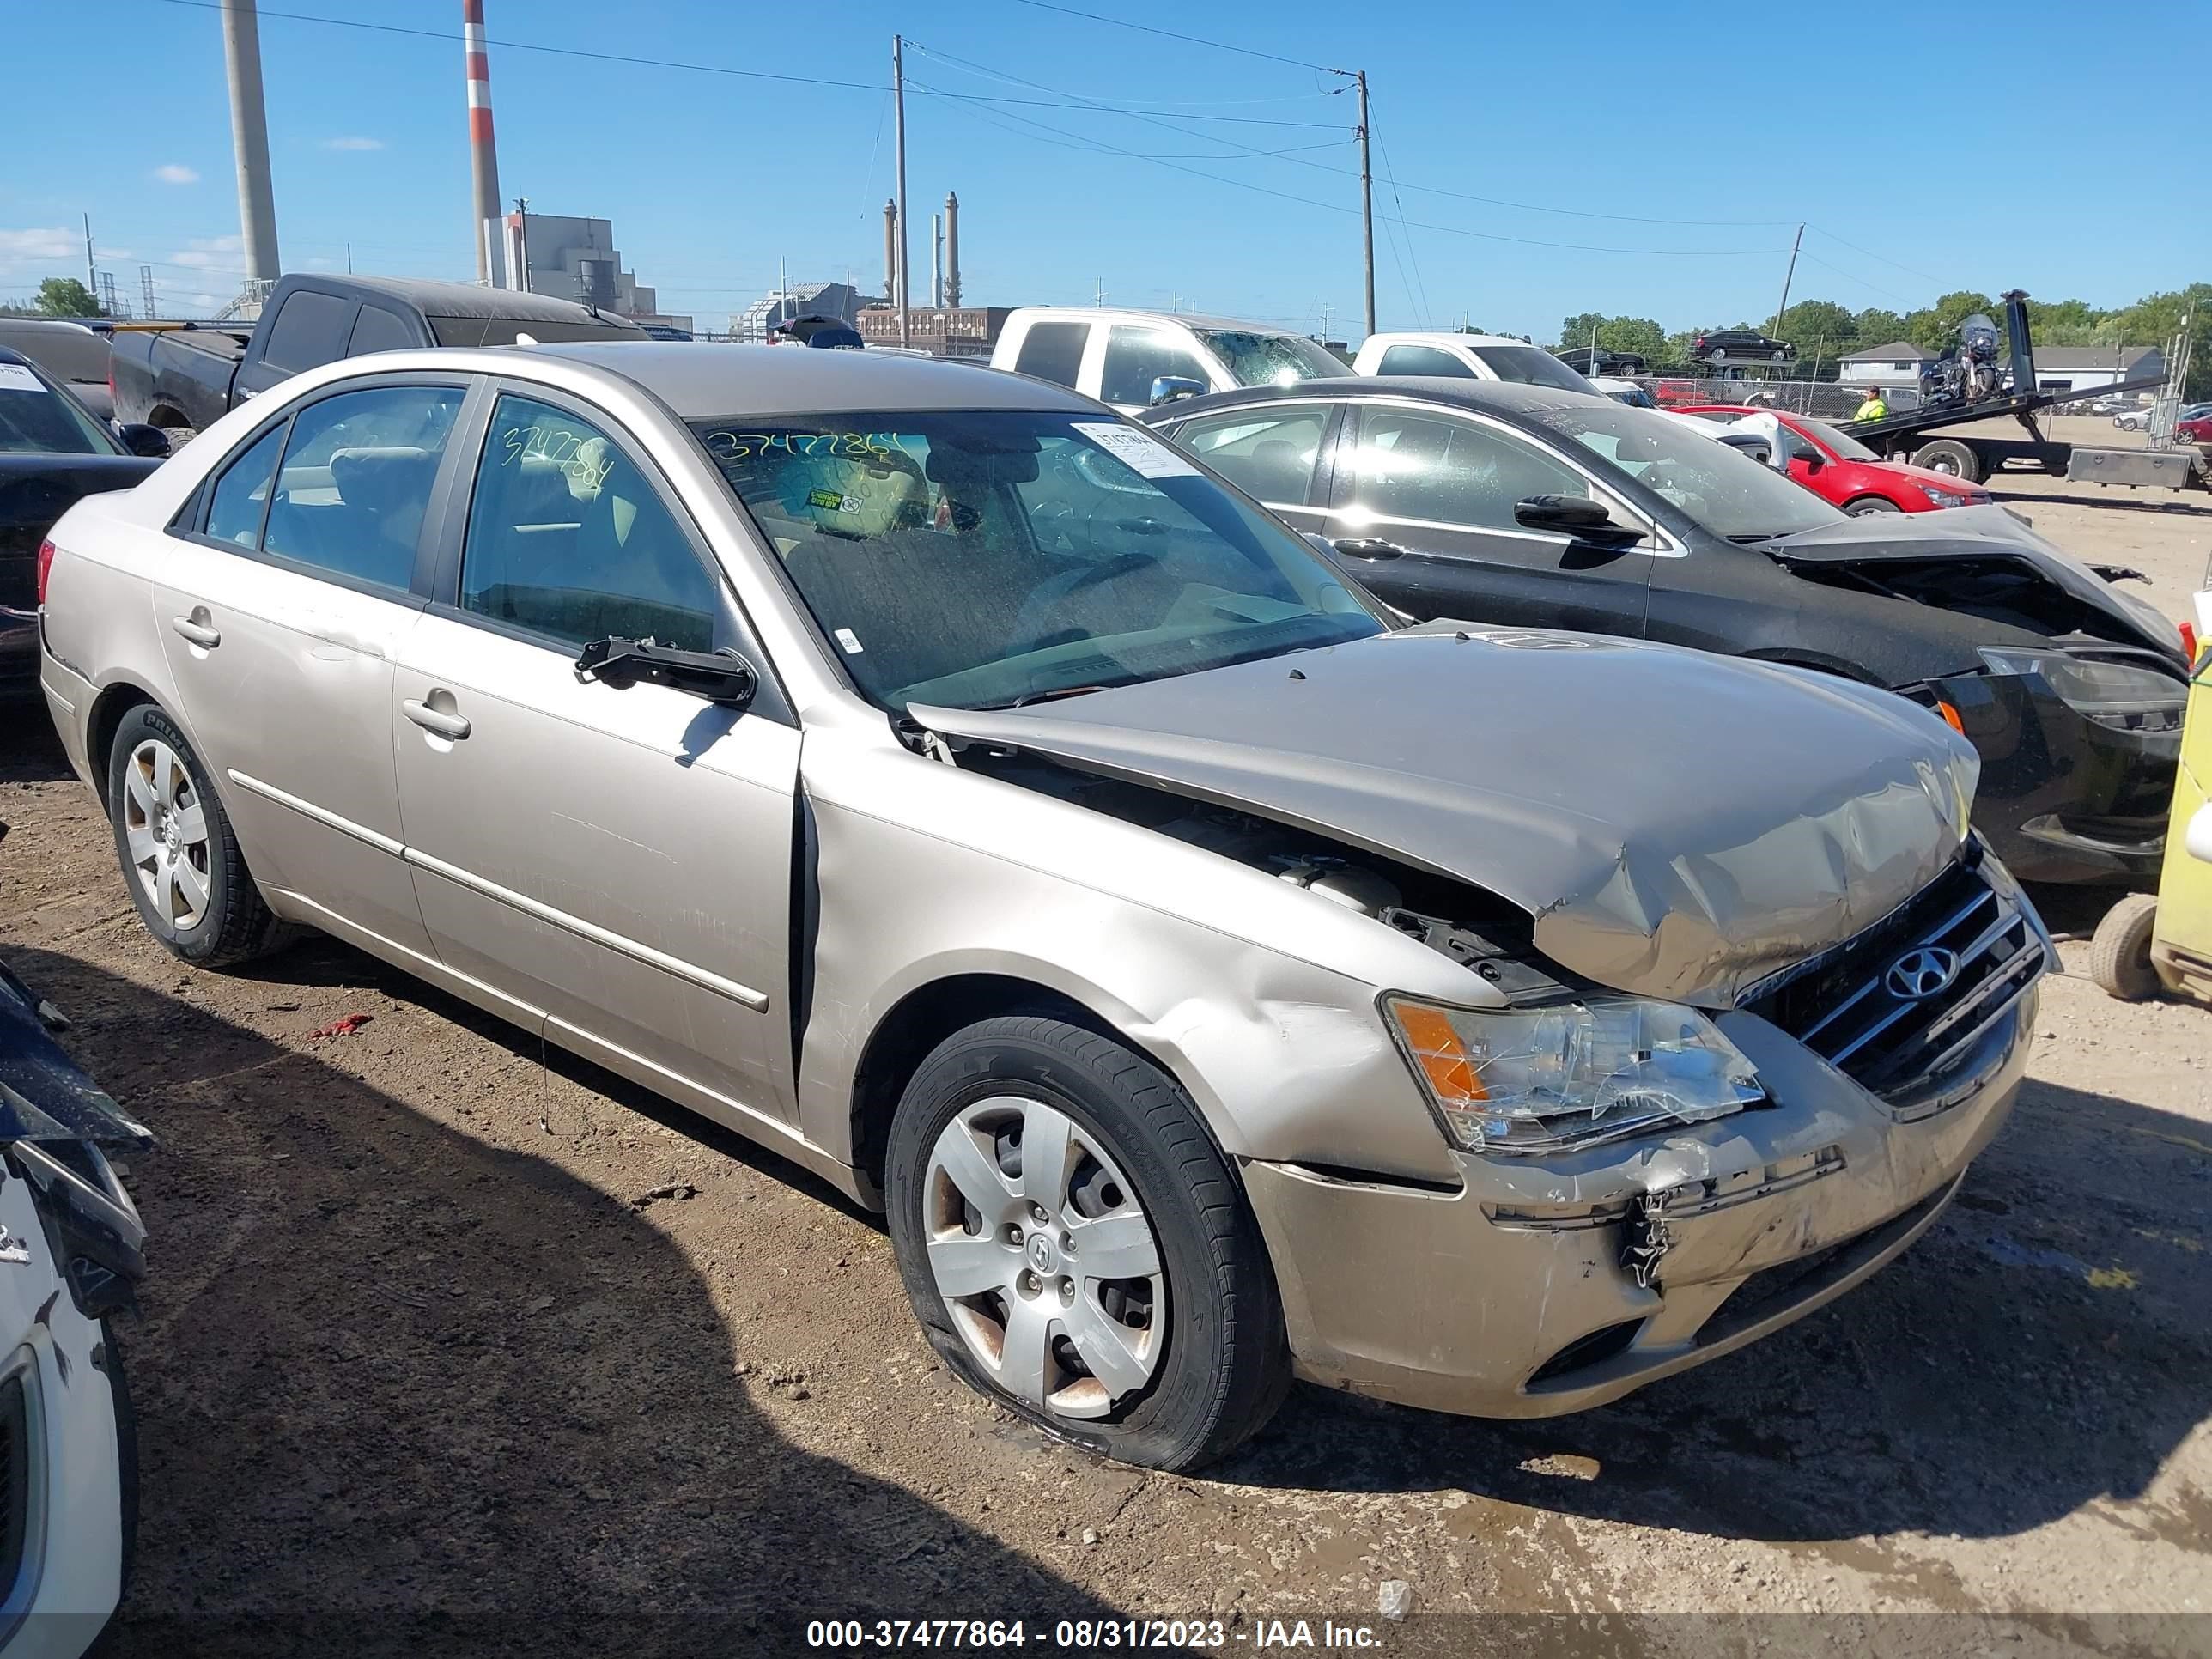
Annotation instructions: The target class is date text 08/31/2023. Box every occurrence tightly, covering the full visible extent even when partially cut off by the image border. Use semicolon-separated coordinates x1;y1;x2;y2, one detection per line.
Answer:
805;1618;1390;1650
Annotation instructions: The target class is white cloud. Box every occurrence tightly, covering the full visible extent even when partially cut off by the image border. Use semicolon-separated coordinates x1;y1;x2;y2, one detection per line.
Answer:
154;164;201;185
321;137;385;151
167;235;244;271
0;227;79;273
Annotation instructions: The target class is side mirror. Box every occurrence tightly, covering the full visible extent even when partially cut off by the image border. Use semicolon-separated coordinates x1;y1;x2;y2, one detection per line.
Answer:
574;636;757;708
1148;376;1206;407
1794;447;1825;471
1514;494;1636;539
116;422;172;459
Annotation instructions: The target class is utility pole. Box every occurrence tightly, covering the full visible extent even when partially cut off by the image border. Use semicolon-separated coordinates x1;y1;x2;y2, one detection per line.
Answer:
1771;222;1804;341
892;33;910;349
1095;277;1104;307
82;214;96;295
1356;70;1375;339
219;0;282;288
344;242;353;274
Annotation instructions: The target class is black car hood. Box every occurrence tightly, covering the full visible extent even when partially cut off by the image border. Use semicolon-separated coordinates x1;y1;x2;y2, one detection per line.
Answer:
0;959;154;1150
1765;504;2183;665
913;625;1979;1008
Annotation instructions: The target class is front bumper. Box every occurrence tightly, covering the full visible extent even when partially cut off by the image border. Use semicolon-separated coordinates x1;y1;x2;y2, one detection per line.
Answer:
1934;668;2179;886
1243;960;2036;1421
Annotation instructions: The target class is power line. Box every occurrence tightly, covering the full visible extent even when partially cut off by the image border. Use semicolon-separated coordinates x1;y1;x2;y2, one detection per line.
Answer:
1805;226;1948;290
1796;249;1917;307
1370;116;1432;331
1003;0;1352;76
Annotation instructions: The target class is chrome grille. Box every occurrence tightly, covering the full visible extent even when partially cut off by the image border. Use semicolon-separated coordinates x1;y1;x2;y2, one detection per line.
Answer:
1747;852;2049;1103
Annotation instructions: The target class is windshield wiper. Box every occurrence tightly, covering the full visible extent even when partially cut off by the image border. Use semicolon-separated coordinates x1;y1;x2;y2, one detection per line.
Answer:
1727;532;1786;544
1009;683;1120;708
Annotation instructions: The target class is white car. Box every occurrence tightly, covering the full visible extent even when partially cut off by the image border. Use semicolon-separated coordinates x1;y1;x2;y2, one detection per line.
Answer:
1351;331;1601;393
0;939;147;1657
991;307;1350;414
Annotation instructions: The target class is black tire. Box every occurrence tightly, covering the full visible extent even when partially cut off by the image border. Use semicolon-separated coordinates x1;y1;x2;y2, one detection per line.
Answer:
1844;495;1903;515
1913;438;1984;483
106;704;290;967
2088;892;2163;1001
885;1016;1290;1473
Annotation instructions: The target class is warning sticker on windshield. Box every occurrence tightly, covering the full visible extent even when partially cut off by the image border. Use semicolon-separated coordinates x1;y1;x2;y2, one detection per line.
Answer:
0;364;46;393
1073;421;1198;480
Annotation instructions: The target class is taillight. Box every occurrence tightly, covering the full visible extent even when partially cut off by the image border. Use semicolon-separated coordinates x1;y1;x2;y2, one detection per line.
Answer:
2184;620;2198;665
34;538;56;605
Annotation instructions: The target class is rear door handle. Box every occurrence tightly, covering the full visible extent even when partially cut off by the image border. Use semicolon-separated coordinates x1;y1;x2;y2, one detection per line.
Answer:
171;615;221;648
402;698;471;741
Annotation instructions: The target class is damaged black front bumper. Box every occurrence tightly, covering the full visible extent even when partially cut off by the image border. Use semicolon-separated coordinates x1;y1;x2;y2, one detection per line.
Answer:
1929;670;2180;886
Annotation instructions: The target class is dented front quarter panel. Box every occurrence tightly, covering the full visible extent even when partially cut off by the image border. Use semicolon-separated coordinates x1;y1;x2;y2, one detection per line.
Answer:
790;702;1486;1186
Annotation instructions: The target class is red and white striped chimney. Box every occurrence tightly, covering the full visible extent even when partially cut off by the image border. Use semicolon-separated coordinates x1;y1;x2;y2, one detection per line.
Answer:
465;0;506;285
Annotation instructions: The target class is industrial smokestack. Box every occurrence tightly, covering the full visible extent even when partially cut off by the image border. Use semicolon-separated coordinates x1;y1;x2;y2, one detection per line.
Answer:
944;191;961;307
219;0;282;287
930;212;943;311
464;0;505;286
882;198;897;301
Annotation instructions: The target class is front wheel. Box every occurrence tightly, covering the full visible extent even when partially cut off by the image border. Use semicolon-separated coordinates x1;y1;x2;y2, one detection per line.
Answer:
1844;495;1903;515
885;1017;1290;1472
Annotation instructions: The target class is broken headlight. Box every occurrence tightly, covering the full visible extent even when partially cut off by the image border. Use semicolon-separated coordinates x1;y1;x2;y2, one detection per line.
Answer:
1384;994;1763;1155
1978;647;2185;733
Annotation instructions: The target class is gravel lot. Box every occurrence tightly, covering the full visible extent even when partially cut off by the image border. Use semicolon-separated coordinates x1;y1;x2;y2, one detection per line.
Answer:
4;456;2208;1657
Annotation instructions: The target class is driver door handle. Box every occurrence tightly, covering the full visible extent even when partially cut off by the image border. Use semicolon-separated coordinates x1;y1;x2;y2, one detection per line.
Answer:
402;698;471;741
171;615;221;648
1331;537;1405;560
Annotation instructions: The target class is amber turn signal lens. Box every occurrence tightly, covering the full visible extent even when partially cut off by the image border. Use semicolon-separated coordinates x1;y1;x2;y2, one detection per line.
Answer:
1388;1000;1486;1103
1936;699;1966;736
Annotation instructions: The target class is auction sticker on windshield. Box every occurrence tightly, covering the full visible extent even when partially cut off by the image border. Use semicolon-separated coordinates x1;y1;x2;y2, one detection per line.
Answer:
0;364;46;392
1073;421;1198;479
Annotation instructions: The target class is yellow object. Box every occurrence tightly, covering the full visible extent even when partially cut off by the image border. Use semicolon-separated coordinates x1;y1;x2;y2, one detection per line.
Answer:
1854;394;1889;422
2148;641;2212;1005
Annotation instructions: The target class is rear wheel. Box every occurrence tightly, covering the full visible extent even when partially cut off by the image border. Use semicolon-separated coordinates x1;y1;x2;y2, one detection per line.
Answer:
885;1016;1290;1472
1844;495;1903;515
106;705;289;966
1912;439;1984;483
2088;893;2163;1001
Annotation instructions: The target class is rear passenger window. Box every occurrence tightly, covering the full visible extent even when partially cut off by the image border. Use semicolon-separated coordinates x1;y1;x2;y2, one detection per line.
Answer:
346;304;416;356
1376;344;1475;378
1012;321;1088;388
259;385;465;591
459;394;720;653
1174;405;1329;505
258;290;355;374
202;422;287;548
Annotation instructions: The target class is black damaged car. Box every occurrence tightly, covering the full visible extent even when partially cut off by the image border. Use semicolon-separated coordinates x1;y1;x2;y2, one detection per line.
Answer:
1143;379;2189;885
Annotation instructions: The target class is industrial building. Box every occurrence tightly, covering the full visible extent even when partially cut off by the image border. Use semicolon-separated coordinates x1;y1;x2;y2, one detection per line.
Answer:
855;306;1012;358
506;211;691;331
732;281;878;342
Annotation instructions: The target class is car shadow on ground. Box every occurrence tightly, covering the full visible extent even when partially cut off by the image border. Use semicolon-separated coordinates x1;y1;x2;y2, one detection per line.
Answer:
0;946;1109;1658
1221;1073;2212;1548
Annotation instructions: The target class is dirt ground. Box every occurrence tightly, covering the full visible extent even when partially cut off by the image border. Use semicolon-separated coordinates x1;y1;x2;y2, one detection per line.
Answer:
4;459;2209;1657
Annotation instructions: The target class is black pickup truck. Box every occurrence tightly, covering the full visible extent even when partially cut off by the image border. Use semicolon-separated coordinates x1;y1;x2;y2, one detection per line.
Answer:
110;272;647;441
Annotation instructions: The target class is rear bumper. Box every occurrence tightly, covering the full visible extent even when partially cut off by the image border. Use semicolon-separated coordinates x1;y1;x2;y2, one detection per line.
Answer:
1243;981;2033;1420
1934;668;2179;885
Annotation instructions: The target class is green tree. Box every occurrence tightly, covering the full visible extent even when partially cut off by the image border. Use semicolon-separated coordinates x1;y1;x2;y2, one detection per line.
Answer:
2101;283;2212;397
1903;290;1996;352
1773;299;1858;368
1595;315;1668;364
1851;307;1909;346
33;277;100;318
1557;312;1607;350
2021;296;2111;345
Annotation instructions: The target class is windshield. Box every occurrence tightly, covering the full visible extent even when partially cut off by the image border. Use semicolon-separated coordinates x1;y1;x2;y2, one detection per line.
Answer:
1532;402;1841;540
1467;346;1598;393
693;410;1383;712
1194;330;1351;388
0;359;119;455
1789;415;1877;462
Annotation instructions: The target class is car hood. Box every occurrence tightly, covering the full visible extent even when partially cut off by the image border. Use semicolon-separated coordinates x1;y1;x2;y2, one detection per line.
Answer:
911;625;1978;1008
1765;503;2184;664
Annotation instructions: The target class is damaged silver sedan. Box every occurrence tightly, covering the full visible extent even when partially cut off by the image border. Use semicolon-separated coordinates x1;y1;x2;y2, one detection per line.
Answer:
36;344;2048;1471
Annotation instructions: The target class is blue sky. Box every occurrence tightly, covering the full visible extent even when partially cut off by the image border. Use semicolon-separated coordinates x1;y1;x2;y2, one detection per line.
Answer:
6;0;2204;338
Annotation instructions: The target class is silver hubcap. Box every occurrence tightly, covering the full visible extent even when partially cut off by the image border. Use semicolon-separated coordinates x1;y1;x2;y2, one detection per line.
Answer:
122;739;212;929
922;1096;1165;1419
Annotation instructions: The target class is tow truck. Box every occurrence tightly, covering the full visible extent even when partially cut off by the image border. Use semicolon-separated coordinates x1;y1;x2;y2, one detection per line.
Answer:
1844;291;2201;490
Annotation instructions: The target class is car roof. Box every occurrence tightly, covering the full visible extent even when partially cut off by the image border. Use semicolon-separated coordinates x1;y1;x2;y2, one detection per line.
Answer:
521;341;1101;416
315;272;637;326
1364;331;1533;349
1006;306;1300;335
1144;375;1616;422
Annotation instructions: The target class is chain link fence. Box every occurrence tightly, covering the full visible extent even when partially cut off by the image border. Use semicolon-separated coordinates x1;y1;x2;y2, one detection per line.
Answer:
1633;375;1917;420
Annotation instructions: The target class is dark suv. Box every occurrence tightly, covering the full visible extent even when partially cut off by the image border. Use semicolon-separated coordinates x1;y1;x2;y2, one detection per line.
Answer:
1691;329;1795;365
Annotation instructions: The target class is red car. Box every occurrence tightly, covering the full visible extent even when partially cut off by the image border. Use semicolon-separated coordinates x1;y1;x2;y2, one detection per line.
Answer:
2178;412;2212;446
1673;404;1995;516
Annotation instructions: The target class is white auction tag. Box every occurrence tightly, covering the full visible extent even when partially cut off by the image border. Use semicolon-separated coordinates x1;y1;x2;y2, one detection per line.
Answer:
1072;420;1198;479
0;363;47;392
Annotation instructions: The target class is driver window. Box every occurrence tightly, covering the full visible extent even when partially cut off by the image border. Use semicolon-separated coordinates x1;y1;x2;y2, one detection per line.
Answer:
460;394;721;653
1343;409;1591;532
1097;327;1212;407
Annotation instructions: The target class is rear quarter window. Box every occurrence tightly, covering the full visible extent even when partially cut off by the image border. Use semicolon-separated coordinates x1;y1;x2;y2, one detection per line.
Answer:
258;290;356;374
1012;321;1089;388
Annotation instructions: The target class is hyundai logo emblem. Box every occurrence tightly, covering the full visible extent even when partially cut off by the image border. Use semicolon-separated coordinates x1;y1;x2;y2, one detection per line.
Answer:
1886;946;1962;1000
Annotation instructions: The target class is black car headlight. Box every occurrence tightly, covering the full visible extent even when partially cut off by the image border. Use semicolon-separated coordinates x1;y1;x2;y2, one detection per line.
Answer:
1978;647;2185;734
